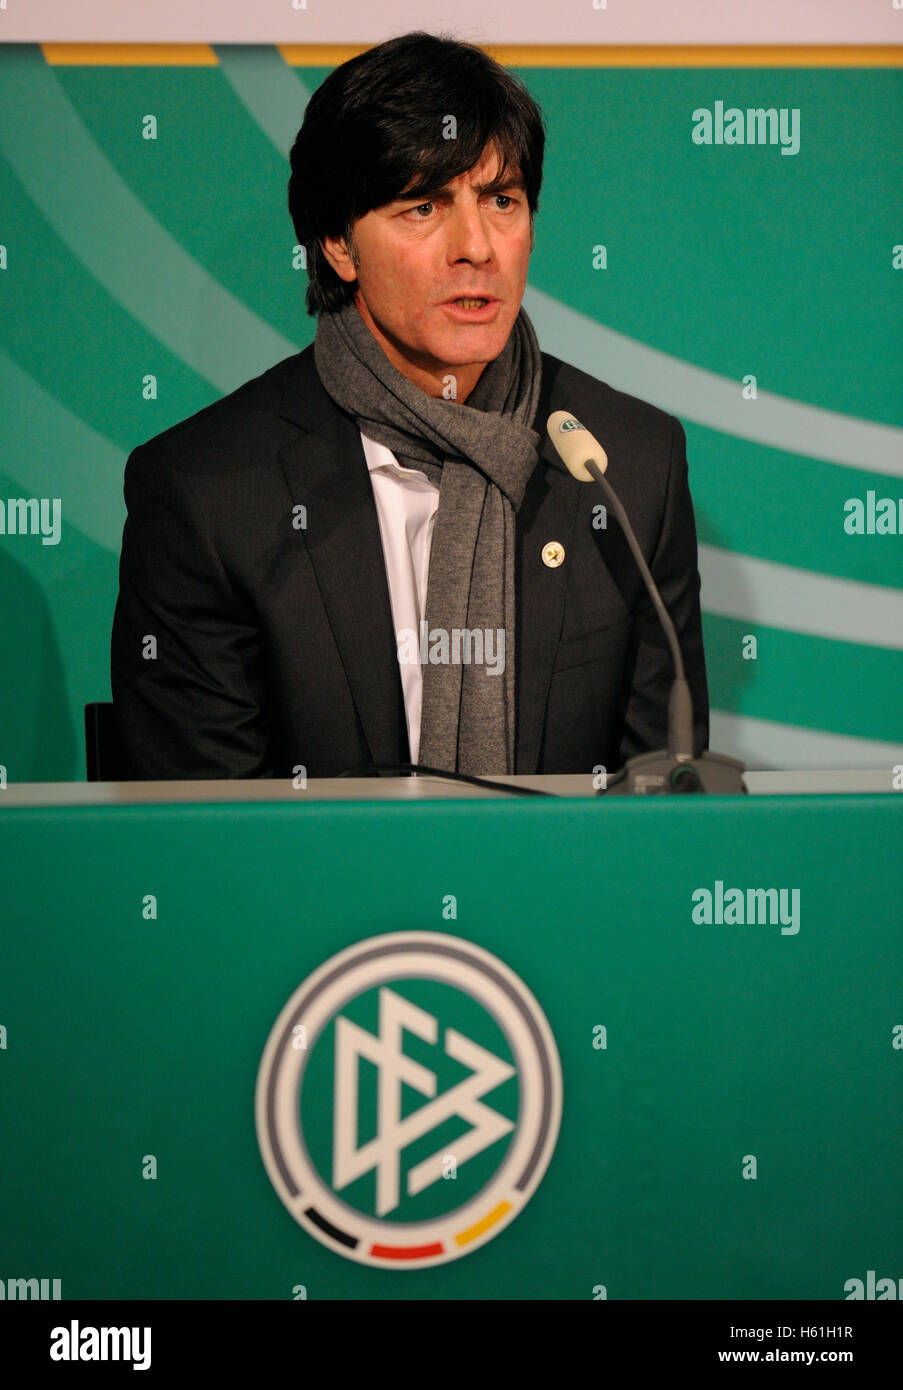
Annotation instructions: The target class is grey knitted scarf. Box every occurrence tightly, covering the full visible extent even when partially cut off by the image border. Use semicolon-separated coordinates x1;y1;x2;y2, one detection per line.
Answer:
313;297;542;775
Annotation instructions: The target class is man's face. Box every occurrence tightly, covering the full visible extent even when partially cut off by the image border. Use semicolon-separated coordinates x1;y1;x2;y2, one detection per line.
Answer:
320;144;533;400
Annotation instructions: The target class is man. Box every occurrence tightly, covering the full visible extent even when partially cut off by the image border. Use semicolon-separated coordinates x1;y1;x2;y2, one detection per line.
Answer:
110;31;708;780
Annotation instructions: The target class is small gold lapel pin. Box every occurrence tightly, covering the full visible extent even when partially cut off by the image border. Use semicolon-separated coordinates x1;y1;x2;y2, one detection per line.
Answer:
542;541;565;568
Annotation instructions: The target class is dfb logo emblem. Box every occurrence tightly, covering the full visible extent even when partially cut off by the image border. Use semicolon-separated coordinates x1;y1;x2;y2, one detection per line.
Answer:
255;932;562;1268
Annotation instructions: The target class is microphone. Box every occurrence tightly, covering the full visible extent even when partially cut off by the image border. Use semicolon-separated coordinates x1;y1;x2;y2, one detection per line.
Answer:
547;410;746;795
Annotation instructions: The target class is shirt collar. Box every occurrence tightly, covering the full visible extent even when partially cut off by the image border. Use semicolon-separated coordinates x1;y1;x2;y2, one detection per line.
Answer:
360;430;434;482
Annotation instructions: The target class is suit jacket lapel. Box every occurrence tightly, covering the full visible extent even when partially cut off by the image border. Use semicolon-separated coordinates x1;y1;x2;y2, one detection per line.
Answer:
515;357;579;773
277;348;410;767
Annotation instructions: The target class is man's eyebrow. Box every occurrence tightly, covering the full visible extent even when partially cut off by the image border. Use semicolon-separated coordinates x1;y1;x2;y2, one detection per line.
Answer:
394;175;526;203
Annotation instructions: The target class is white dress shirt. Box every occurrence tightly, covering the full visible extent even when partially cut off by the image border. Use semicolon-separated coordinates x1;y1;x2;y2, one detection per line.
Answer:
361;430;440;764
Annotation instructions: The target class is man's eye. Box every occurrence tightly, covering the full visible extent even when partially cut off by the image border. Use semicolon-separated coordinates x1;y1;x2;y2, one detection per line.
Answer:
405;194;517;219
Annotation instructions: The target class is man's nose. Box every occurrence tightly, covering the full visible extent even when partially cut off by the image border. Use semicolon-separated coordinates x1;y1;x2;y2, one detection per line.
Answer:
446;198;495;263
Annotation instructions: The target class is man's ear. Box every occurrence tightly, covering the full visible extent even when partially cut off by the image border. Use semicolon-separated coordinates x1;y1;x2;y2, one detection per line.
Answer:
320;232;358;285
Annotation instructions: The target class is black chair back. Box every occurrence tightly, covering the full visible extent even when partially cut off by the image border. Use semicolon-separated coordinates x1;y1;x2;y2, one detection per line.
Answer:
84;702;126;781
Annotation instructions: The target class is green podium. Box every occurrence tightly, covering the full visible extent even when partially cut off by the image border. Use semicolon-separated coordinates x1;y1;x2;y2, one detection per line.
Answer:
0;778;900;1300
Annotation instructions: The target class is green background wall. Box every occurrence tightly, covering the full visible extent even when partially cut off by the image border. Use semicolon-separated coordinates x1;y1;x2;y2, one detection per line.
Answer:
1;46;901;779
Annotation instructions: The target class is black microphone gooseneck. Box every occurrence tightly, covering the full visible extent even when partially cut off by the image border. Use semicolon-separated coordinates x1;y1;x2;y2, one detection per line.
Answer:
583;457;694;762
547;410;746;795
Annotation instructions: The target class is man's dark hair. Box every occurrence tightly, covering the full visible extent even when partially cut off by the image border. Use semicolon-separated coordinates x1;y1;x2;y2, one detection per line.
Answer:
288;31;546;317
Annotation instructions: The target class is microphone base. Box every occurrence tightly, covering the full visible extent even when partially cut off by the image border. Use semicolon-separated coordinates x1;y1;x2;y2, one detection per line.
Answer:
600;749;747;796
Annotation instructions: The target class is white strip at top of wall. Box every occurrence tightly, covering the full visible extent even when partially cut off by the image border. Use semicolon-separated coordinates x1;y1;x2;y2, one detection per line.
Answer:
1;1;900;46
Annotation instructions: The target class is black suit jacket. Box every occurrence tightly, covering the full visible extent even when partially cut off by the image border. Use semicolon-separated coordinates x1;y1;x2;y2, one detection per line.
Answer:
110;343;709;778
